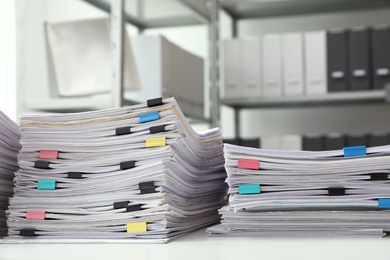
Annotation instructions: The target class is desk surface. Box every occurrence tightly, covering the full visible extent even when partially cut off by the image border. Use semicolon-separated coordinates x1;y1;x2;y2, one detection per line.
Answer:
1;228;390;260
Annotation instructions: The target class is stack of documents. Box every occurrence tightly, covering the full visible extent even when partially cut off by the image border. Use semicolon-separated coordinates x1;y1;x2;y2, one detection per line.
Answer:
0;112;21;237
6;97;226;243
208;143;390;237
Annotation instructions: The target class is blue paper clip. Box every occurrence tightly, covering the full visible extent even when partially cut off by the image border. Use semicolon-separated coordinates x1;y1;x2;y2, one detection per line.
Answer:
378;198;390;209
343;146;366;157
140;112;160;123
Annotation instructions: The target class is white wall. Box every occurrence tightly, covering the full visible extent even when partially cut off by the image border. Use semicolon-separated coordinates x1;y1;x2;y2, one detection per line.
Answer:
223;8;390;138
0;0;17;121
19;0;108;112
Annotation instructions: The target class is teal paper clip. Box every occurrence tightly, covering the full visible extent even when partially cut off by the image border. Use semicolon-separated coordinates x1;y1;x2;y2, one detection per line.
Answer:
37;180;56;190
238;184;261;195
378;198;390;208
343;146;366;157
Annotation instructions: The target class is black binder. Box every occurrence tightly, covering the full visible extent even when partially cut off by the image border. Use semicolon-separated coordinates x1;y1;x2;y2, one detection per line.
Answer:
327;30;348;92
302;135;324;151
368;132;389;147
348;28;371;91
325;134;345;150
239;138;261;148
371;26;390;89
347;134;368;147
223;138;260;148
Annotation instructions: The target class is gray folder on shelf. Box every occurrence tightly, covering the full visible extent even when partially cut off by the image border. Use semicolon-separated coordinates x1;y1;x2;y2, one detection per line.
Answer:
302;135;324;151
368;132;389;147
327;30;349;92
325;134;345;150
371;26;390;89
347;134;368;147
348;28;371;91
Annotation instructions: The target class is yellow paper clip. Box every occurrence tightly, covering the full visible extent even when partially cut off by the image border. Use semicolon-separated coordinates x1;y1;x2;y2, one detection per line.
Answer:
127;222;147;233
146;137;166;148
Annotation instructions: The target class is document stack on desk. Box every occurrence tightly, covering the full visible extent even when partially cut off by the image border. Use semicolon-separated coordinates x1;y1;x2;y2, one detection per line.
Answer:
0;111;21;237
208;143;390;237
6;97;226;243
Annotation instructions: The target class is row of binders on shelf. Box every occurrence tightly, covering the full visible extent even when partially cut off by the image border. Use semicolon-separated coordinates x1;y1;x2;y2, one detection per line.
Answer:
4;97;227;243
221;25;390;99
224;132;390;151
207;143;390;237
0;112;21;237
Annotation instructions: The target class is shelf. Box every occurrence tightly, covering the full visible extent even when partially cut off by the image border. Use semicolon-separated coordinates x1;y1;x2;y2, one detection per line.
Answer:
24;93;139;112
220;90;390;109
83;0;210;29
220;0;390;19
24;93;210;123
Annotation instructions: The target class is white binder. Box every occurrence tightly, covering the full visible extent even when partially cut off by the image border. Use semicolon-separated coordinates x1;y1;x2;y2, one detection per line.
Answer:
221;39;241;99
241;37;262;98
261;136;281;150
304;31;327;95
281;135;303;150
263;34;283;97
282;33;304;96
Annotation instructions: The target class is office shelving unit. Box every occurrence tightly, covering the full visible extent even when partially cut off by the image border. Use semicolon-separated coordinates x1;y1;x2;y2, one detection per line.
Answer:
4;0;390;252
219;0;390;138
16;0;219;124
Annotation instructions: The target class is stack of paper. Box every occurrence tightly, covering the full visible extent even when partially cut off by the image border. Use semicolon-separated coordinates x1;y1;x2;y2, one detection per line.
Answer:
208;144;390;237
6;97;226;243
0;112;21;237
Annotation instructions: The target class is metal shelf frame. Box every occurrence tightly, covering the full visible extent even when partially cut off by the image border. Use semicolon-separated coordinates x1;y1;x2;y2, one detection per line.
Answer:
87;0;218;125
17;0;219;125
222;89;390;139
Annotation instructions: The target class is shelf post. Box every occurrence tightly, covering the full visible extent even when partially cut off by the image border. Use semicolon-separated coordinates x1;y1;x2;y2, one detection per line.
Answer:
15;0;27;118
111;0;124;108
209;0;220;128
234;108;241;138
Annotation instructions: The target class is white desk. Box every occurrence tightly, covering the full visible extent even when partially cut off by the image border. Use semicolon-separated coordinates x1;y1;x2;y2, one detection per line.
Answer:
1;228;390;260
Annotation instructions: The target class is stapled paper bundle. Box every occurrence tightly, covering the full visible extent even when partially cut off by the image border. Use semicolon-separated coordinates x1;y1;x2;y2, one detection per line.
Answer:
6;97;226;243
0;112;21;236
208;143;390;237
